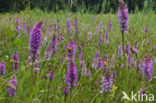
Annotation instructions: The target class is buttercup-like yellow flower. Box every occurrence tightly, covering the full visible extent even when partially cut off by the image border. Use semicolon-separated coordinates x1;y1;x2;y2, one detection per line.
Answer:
104;61;107;66
68;47;72;51
112;85;117;91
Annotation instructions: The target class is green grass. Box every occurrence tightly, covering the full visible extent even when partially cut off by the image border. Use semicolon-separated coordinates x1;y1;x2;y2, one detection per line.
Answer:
0;10;156;103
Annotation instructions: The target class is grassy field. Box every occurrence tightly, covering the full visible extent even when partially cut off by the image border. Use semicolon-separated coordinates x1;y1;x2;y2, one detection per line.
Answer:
0;10;156;103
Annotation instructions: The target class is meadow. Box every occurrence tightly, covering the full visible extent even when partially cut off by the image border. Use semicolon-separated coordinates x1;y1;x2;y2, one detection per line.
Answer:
0;8;156;103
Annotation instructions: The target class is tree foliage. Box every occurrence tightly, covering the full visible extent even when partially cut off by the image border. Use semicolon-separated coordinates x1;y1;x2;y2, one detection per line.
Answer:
0;0;155;13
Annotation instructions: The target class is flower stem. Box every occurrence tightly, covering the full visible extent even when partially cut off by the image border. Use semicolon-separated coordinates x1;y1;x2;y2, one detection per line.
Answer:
122;31;126;69
70;88;72;103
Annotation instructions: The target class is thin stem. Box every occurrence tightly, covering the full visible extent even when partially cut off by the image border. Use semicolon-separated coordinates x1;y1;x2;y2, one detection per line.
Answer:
70;88;72;103
122;31;126;69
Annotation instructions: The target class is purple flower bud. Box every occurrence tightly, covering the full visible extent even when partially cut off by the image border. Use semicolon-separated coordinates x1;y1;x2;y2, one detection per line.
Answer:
48;72;54;80
92;58;97;69
66;19;71;37
105;54;109;61
105;32;109;44
7;75;17;96
16;18;20;33
118;45;123;58
121;64;124;69
118;0;129;32
127;55;131;68
73;17;78;27
126;44;130;56
59;34;64;42
81;63;92;77
147;40;150;46
78;45;83;61
98;36;102;45
25;23;29;35
53;20;57;31
99;22;103;33
0;62;5;75
12;52;19;73
96;50;100;60
107;20;113;31
75;27;78;36
63;87;69;96
68;40;76;60
131;48;138;54
88;32;92;40
113;71;116;79
145;27;148;33
97;57;102;69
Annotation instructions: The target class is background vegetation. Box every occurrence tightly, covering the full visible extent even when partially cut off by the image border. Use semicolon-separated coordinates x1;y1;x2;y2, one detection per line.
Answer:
0;0;156;13
0;10;156;102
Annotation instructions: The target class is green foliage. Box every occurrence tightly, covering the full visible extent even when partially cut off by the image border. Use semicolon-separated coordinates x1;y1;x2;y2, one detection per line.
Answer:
0;0;156;13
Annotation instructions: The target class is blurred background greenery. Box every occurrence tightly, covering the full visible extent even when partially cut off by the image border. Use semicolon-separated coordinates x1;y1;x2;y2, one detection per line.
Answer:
0;0;156;13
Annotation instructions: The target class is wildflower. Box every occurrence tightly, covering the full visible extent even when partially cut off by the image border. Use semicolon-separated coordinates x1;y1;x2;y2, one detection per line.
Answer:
99;22;103;33
107;20;113;31
65;60;78;88
121;64;124;69
53;20;57;31
131;47;138;54
66;19;71;37
100;74;113;93
105;54;109;61
81;63;92;77
118;0;129;32
16;18;20;33
63;87;69;96
118;45;123;58
59;34;64;42
7;75;17;96
96;50;100;60
29;21;42;55
92;58;97;69
25;23;29;35
68;40;76;60
75;27;78;36
97;57;103;69
127;55;131;68
29;21;42;69
147;40;150;46
44;33;57;60
105;32;109;44
78;45;83;61
48;72;54;80
0;62;5;75
12;52;19;73
126;44;130;56
50;34;58;53
88;32;92;40
145;27;148;33
141;56;153;81
73;17;78;27
98;36;102;45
